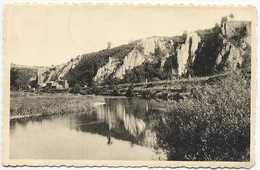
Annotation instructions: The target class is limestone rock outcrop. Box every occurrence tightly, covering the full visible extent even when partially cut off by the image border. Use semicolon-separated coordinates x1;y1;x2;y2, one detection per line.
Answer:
113;37;172;79
176;32;201;76
39;18;251;86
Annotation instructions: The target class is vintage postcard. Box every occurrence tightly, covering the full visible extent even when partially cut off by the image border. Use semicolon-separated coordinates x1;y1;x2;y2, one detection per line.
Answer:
2;4;256;168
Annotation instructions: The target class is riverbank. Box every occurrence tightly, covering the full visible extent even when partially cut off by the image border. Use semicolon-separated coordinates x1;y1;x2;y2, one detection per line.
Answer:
10;73;231;120
10;73;251;161
152;73;250;161
10;92;94;120
78;73;230;101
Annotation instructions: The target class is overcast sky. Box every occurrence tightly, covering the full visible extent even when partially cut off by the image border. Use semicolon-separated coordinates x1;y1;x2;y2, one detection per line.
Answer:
5;5;254;66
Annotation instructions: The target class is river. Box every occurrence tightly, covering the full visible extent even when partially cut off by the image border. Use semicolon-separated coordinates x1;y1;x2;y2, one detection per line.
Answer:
10;95;169;160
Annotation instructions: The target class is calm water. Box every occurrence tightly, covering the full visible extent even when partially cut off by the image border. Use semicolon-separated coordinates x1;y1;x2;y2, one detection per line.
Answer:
10;96;169;160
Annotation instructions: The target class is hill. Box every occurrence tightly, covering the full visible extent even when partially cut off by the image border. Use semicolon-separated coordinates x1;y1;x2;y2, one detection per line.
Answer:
10;16;251;90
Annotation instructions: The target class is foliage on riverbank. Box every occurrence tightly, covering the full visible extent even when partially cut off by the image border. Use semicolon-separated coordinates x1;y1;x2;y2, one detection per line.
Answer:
10;72;251;161
153;73;250;161
10;93;93;119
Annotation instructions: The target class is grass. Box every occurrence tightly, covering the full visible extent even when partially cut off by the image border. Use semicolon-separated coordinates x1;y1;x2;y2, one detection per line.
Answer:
152;72;250;161
10;92;93;119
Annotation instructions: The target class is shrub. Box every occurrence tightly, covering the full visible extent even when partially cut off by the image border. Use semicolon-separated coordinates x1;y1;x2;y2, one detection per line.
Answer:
70;83;81;94
153;73;250;161
111;85;120;96
91;86;101;95
125;84;134;97
141;89;154;99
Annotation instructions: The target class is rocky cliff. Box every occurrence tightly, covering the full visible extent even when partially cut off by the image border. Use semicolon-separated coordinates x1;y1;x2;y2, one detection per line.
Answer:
34;18;251;87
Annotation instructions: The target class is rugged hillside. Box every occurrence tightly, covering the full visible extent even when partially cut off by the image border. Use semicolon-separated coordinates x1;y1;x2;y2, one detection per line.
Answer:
12;16;251;89
10;64;49;90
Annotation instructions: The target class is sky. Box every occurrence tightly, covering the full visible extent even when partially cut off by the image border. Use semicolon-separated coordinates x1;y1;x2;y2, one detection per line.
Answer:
4;5;255;66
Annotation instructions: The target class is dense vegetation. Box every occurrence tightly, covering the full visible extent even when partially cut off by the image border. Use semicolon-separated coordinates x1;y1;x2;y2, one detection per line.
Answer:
123;62;166;83
152;72;250;161
64;43;136;86
10;67;37;90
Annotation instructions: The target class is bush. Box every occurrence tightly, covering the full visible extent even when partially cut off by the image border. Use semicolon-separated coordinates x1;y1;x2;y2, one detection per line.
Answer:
125;87;134;97
111;85;120;96
91;86;101;95
153;73;250;161
70;83;81;94
141;89;154;99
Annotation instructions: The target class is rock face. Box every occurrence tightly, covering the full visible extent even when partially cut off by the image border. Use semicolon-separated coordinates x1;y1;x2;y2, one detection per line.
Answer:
113;37;172;79
176;33;201;76
94;57;121;82
113;49;146;79
216;42;242;70
57;56;82;80
38;18;251;87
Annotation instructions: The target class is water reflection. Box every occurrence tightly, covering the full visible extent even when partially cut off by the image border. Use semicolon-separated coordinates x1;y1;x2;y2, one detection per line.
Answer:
70;97;161;147
10;96;167;160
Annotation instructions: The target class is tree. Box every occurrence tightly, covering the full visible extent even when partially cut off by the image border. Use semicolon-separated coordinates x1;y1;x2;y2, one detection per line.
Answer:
10;68;17;89
10;68;36;90
70;83;81;94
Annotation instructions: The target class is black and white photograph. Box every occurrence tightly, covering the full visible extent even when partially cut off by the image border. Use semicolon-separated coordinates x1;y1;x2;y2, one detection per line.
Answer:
3;4;256;168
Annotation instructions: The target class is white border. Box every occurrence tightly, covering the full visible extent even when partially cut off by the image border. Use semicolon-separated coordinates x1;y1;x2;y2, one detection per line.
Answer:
0;0;259;170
